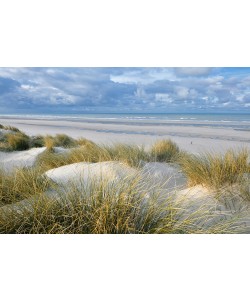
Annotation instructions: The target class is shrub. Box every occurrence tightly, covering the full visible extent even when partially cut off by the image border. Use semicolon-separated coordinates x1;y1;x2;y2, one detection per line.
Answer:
179;149;250;189
151;139;180;162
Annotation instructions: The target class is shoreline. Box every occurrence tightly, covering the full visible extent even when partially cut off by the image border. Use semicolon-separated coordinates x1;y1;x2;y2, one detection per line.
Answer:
1;116;250;153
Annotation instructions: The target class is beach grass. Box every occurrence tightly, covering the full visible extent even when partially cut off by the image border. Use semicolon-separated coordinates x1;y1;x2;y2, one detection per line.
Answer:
37;139;183;172
1;125;21;133
0;124;250;233
52;134;77;148
0;175;243;234
0;126;88;152
0;167;51;207
6;132;30;151
44;135;55;151
151;139;180;162
36;142;150;171
30;135;46;148
179;149;250;189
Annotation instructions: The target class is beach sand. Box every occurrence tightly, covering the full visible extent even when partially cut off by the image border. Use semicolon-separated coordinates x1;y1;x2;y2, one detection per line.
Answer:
0;116;250;153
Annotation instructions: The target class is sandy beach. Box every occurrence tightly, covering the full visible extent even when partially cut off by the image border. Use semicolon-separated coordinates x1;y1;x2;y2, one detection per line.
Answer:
1;115;250;153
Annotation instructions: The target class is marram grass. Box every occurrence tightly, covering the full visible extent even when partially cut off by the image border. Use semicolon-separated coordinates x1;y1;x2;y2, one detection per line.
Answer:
0;167;52;207
179;149;250;189
36;142;150;171
0;124;250;234
0;175;244;234
151;139;180;162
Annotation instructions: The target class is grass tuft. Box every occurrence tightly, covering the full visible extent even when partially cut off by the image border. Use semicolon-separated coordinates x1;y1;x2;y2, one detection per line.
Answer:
44;135;55;151
53;134;77;148
151;139;180;162
30;135;45;148
36;142;150;171
0;176;243;234
6;132;30;151
2;125;21;132
179;149;250;189
0;167;51;207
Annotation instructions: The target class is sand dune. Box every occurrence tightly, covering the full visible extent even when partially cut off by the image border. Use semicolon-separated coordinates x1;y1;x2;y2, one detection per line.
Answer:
45;161;137;186
0;147;46;172
0;146;70;172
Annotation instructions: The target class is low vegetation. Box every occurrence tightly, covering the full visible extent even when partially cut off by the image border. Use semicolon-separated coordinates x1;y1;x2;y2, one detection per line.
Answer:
1;125;21;132
36;142;150;172
0;124;86;151
179;149;250;189
151;139;180;162
0;176;243;234
30;135;45;148
0;124;250;233
0;167;51;207
6;132;30;151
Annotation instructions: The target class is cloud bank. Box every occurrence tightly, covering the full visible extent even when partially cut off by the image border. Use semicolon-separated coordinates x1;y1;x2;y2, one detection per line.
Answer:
0;67;249;113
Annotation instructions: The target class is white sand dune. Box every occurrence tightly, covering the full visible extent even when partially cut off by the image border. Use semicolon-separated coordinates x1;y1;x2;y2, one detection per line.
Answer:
0;158;249;232
45;161;138;186
141;162;187;190
45;161;187;191
0;147;46;172
0;146;71;172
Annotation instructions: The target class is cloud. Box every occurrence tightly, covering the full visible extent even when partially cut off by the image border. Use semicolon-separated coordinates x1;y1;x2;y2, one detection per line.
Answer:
110;68;177;84
175;86;189;99
174;67;213;76
0;67;249;113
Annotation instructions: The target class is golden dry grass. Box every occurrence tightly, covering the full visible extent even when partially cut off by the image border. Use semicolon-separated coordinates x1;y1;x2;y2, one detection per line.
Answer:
44;135;55;151
0;124;249;234
0;176;244;234
36;142;150;172
151;139;180;162
179;149;250;189
0;167;51;207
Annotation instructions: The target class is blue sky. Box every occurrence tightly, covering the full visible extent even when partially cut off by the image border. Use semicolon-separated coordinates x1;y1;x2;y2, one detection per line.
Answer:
0;67;250;114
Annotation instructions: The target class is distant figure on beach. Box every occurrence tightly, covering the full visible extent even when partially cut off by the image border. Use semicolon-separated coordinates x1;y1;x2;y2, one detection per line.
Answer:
191;141;192;144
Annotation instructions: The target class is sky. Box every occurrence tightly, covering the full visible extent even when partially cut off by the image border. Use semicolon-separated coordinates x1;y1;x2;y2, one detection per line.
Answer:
0;67;250;114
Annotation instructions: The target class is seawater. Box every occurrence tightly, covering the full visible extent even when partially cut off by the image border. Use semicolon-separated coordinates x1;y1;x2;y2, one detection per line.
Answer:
1;113;250;130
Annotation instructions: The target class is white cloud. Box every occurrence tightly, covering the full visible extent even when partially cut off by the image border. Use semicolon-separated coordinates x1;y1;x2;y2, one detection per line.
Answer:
110;68;177;84
174;67;213;76
155;93;172;103
21;84;33;90
175;86;189;98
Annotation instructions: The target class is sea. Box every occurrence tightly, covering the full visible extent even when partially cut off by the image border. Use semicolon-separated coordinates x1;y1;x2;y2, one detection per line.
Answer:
1;113;250;130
